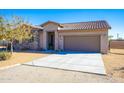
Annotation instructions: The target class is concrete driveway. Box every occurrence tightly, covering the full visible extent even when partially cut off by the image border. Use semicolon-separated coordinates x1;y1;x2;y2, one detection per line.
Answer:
24;53;106;75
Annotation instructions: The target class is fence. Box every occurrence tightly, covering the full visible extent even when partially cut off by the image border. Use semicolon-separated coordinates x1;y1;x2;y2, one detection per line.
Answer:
110;40;124;49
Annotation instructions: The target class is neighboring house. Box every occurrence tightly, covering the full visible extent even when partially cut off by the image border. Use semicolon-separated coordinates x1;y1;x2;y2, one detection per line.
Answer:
16;20;111;53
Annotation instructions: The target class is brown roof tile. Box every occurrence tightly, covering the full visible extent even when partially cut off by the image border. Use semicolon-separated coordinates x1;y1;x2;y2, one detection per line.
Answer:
58;20;111;30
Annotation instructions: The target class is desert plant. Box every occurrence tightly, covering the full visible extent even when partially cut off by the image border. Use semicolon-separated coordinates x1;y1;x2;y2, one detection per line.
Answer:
0;52;11;61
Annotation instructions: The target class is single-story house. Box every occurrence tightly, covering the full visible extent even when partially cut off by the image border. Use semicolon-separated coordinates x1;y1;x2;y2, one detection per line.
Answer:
15;20;111;53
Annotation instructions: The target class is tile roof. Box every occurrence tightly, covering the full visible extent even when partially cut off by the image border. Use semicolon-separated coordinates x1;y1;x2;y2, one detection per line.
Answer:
31;25;43;29
19;23;43;30
58;20;111;30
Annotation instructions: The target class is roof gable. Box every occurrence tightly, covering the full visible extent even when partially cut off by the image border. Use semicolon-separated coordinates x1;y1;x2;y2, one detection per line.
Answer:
41;21;62;27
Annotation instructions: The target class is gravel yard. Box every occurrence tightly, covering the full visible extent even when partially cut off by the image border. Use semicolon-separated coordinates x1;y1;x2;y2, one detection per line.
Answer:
0;65;123;83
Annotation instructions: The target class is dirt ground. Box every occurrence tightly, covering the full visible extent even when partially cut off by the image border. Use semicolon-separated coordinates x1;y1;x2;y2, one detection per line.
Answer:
0;51;49;67
102;49;124;80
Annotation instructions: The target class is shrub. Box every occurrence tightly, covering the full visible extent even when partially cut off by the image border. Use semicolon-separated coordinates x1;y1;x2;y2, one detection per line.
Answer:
0;52;12;61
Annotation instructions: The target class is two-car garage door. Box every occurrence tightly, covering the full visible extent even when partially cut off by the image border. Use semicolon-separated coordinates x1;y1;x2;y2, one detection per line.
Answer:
64;35;100;52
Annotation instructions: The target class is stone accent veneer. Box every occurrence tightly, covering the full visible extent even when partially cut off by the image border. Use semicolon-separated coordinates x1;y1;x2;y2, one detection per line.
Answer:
14;30;40;50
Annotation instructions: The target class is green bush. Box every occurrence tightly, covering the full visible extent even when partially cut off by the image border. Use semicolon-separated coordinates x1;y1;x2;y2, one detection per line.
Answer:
0;52;12;61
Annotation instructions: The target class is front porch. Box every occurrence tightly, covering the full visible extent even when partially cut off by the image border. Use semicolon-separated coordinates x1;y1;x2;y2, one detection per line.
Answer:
42;31;59;51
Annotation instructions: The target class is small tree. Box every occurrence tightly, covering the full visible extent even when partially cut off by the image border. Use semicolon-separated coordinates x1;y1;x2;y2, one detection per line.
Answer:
4;16;32;54
0;16;6;41
0;16;7;51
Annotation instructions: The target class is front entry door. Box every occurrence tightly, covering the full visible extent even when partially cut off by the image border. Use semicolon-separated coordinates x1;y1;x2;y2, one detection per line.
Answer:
48;32;55;50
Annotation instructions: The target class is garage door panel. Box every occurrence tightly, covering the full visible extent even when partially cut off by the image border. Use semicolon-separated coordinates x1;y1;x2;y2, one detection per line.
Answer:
64;36;100;52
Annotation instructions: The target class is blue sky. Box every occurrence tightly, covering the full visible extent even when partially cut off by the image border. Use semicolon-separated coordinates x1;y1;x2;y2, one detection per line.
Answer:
0;9;124;39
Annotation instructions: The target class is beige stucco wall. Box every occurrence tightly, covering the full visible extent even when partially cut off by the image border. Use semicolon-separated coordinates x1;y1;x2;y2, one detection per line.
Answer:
55;31;59;50
39;31;43;49
100;32;108;53
58;30;108;53
42;31;47;50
